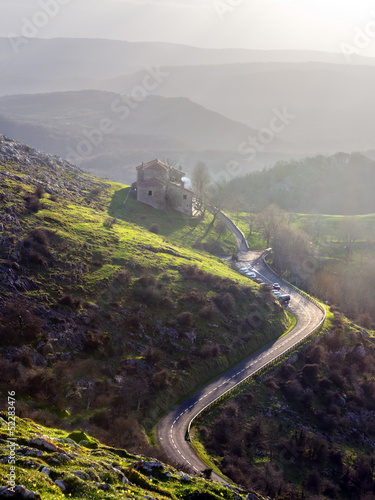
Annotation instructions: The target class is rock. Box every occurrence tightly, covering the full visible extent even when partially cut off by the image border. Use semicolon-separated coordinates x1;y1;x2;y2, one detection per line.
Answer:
0;486;42;499
41;467;50;476
56;453;71;462
54;480;66;492
27;437;58;452
132;460;164;473
72;471;88;480
98;484;111;491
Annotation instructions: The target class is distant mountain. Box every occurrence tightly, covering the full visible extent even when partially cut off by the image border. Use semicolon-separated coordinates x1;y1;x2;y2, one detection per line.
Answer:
100;62;375;154
1;36;375;96
0;90;288;182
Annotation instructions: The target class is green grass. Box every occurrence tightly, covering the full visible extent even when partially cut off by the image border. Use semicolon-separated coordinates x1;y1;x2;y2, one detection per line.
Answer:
0;161;292;453
0;415;263;500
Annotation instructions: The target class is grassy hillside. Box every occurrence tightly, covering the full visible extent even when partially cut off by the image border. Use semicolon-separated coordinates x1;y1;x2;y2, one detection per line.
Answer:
0;415;266;500
0;135;289;455
194;312;375;500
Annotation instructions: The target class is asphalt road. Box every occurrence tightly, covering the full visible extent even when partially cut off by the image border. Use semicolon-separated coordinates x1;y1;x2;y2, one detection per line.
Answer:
156;251;325;483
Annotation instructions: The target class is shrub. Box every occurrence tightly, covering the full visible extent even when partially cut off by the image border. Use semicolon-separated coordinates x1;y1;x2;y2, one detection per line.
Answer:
176;311;193;328
114;270;132;285
302;364;319;386
103;217;117;228
306;344;326;364
136;274;157;287
213;292;235;314
279;363;297;380
59;295;81;309
149;223;160;234
0;298;46;347
24;194;42;212
133;285;164;306
200;303;219;320
281;379;305;402
34;184;45;198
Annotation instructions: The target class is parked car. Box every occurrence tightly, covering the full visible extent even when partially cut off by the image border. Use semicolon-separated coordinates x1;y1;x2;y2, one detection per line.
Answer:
272;283;281;290
245;272;257;278
278;294;291;303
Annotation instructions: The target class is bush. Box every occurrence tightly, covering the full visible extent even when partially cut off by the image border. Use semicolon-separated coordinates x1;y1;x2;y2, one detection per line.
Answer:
200;303;219;320
103;217;117;228
59;295;81;309
149;223;160;234
34;184;45;199
0;298;46;347
24;194;42;212
302;364;319;386
136;274;157;287
133;285;164;306
214;292;235;314
176;311;193;328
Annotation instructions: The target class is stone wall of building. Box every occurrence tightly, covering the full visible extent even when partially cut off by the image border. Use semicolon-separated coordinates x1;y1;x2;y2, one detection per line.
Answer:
137;184;167;211
167;183;193;216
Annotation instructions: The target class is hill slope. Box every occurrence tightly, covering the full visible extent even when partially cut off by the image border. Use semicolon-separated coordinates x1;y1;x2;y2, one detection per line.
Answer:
0;91;280;182
0;415;264;500
0;134;289;454
225;152;375;215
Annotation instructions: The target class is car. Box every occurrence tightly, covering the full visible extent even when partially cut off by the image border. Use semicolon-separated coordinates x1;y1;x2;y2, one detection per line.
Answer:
256;278;263;283
245;272;257;278
278;294;291;303
272;283;281;290
272;290;281;297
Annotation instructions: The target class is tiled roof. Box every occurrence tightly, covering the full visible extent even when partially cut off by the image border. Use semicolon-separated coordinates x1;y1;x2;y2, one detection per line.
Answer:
136;159;168;171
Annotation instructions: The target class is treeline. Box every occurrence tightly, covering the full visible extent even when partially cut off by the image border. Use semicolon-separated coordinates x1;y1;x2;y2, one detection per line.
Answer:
224;152;375;215
269;213;375;328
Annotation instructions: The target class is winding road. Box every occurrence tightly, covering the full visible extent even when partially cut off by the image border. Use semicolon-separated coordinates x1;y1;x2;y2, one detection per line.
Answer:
157;250;325;483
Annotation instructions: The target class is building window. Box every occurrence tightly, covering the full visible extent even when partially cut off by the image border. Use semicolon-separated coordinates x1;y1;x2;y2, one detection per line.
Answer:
148;190;153;196
183;194;187;200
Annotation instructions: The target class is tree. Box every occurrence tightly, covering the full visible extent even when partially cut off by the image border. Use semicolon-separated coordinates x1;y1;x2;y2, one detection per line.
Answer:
192;161;210;215
257;204;285;248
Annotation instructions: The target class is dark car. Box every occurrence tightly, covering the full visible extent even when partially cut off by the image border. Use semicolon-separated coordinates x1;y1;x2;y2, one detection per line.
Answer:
278;294;291;303
272;283;281;290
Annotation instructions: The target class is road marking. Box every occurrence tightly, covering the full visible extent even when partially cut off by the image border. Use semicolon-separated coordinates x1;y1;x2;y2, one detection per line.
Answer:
161;260;322;480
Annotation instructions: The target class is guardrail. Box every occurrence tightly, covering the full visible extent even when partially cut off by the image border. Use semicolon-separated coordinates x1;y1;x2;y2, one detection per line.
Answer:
261;257;327;316
187;263;327;453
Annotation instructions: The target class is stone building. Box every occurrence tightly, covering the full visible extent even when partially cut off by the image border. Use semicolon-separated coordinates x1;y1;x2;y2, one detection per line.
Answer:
134;159;193;215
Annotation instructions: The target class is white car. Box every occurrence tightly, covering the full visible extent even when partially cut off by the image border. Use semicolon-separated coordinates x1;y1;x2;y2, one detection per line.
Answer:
245;272;257;278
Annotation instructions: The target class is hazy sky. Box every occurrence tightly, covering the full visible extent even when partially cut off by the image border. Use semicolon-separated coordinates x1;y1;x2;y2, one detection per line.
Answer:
2;0;375;55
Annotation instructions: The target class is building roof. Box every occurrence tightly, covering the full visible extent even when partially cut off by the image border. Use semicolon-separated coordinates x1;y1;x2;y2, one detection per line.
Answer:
136;158;186;176
136;159;169;171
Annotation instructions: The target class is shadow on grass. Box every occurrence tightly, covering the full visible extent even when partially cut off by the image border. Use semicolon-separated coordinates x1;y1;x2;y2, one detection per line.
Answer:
108;187;201;238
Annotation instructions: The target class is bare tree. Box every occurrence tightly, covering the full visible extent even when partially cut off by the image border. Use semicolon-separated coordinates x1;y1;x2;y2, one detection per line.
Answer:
192;161;210;215
257;204;285;248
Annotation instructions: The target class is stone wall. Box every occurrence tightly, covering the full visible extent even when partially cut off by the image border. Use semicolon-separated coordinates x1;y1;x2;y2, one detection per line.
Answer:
167;183;193;216
137;185;167;211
